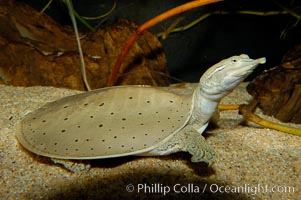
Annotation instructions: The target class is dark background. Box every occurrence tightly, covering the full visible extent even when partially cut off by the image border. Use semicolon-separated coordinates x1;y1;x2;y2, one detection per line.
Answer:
18;0;301;82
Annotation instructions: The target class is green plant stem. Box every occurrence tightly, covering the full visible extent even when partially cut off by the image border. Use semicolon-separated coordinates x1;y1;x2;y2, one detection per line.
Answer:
64;0;92;91
273;1;300;25
82;0;116;20
72;9;95;31
40;0;53;13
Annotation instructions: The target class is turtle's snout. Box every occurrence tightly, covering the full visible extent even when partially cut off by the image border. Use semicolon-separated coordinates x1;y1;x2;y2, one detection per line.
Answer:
256;57;266;64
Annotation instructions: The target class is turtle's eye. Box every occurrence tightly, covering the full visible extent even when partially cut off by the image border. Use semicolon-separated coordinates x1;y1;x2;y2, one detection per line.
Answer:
231;59;238;64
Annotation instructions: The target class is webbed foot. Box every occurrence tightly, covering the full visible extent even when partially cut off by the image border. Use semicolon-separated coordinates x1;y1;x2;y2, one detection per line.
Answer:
187;135;216;164
51;158;91;172
183;129;216;164
144;127;216;164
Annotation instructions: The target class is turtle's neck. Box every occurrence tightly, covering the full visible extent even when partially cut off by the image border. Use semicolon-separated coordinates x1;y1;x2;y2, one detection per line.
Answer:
190;82;225;133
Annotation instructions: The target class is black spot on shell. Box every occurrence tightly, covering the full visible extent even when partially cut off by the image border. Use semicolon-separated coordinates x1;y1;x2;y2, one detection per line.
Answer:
90;148;94;150
61;129;66;133
63;105;68;108
65;148;69;151
64;117;68;120
42;120;46;123
99;103;104;107
108;146;111;149
138;112;142;115
121;145;125;148
167;117;170;120
161;130;165;132
90;115;94;118
110;112;114;115
145;133;148;136
157;121;161;123
114;136;117;138
102;139;105;142
122;127;125;129
84;103;89;106
32;117;36;120
86;139;90;141
155;111;159;114
77;125;81;128
42;132;46;136
122;118;126;121
144;144;147;147
170;100;173;103
75;139;78;142
99;124;103;127
54;142;57;145
140;123;144;126
146;100;150;103
132;136;136;139
129;96;133;99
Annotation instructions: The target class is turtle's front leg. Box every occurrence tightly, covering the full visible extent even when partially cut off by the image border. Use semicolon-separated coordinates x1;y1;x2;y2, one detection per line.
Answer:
143;127;216;164
183;129;216;164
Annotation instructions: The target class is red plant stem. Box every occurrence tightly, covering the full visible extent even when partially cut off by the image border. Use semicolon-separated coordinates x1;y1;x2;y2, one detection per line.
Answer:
107;33;138;86
107;0;222;86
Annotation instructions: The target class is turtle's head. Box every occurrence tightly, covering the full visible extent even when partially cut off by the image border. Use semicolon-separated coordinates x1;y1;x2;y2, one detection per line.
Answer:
199;54;266;97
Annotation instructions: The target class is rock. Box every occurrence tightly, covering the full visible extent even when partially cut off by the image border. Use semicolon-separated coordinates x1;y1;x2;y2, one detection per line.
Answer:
0;0;169;90
247;43;301;123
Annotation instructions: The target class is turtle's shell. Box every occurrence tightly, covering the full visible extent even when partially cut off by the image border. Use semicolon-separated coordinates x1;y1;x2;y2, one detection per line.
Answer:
16;86;192;159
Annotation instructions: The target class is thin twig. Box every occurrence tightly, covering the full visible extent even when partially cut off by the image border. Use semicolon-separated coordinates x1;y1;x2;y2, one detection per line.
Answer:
161;15;186;40
218;104;240;110
239;101;301;136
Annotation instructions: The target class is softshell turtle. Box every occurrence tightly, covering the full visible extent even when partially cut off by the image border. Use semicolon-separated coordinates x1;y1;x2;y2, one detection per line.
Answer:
16;54;266;171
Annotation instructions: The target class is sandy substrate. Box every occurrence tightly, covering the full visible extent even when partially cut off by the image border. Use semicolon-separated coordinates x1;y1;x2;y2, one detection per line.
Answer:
1;83;300;200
